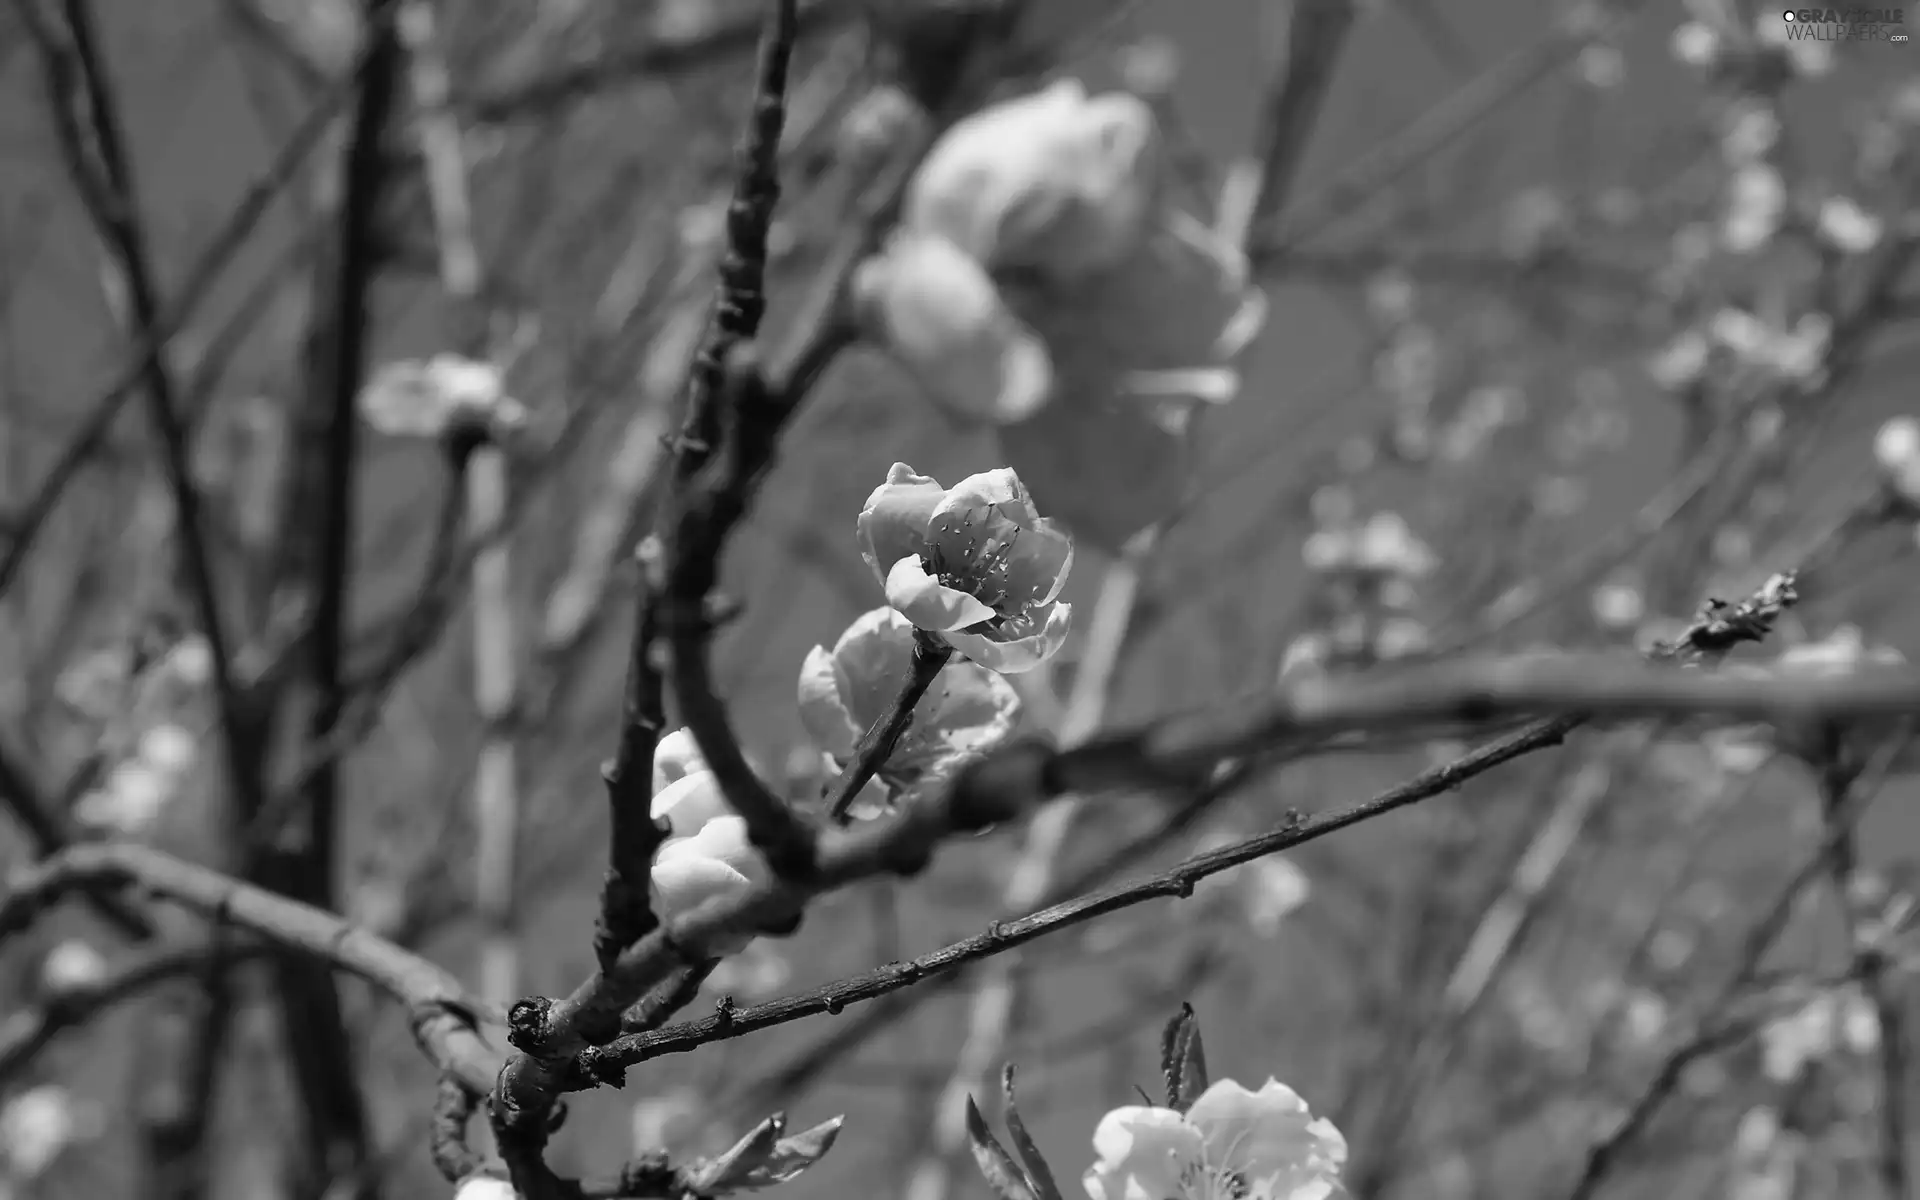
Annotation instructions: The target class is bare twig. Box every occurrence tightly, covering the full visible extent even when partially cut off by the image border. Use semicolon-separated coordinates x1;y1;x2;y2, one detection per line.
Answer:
826;627;953;822
658;0;817;880
398;0;525;1010
0;26;377;599
594;534;671;971
0;938;272;1080
0;733;153;937
0;840;504;1093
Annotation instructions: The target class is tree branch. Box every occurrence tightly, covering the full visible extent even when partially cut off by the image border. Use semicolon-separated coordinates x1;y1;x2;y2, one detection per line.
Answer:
0;840;504;1093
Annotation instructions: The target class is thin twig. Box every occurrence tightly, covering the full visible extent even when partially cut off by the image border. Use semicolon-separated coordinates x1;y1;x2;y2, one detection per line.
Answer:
0;840;504;1093
826;627;952;822
398;0;525;1010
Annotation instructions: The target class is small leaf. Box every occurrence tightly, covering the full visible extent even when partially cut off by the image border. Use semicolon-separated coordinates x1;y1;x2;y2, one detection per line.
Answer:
965;1095;1040;1200
687;1112;785;1192
1001;1065;1064;1200
1159;1003;1210;1112
727;1115;845;1190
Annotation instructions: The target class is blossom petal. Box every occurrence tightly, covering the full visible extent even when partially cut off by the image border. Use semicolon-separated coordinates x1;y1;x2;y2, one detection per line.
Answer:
944;601;1071;674
1187;1079;1347;1189
1084;1105;1205;1200
921;662;1023;754
829;607;919;731
651;727;709;797
651;817;771;955
852;233;1055;425
931;467;1038;521
650;770;733;839
886;556;998;632
857;463;944;584
797;645;862;761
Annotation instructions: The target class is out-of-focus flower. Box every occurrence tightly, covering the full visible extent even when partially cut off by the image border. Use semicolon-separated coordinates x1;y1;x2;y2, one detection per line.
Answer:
1709;308;1830;382
40;940;108;995
0;1085;97;1179
1591;580;1645;630
1723;163;1786;253
631;1085;703;1152
138;724;198;776
1671;20;1720;65
851;231;1054;426
1083;1078;1347;1200
1577;43;1624;88
1817;195;1883;253
857;465;1073;674
1302;512;1437;579
163;635;214;687
1647;330;1711;391
1194;830;1312;937
74;762;169;834
705;939;792;1001
651;817;772;955
453;1174;518;1200
358;354;527;440
797;607;1021;818
1720;101;1781;164
904;79;1163;283
54;650;127;721
1875;416;1920;502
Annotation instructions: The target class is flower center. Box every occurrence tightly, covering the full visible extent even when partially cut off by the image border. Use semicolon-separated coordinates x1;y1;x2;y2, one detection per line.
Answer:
924;509;1025;623
1176;1158;1250;1200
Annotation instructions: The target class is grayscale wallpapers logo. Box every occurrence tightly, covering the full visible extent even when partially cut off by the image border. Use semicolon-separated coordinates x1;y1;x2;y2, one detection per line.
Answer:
1781;7;1911;38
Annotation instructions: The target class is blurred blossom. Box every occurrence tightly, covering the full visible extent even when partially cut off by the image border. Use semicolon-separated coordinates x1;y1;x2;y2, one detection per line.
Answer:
453;1176;517;1200
164;635;214;687
55;650;127;720
1194;829;1312;937
1735;1105;1782;1157
1591;581;1644;630
836;84;926;164
1720;102;1781;164
1649;927;1694;972
40;940;108;995
630;1085;703;1152
1083;1078;1346;1200
1709;308;1829;382
1761;993;1837;1080
1301;512;1436;578
357;354;527;440
1700;727;1772;775
74;761;171;834
705;939;791;1001
1375;327;1439;404
1816;195;1882;253
1619;988;1669;1047
906;79;1163;282
1577;43;1624;88
0;1085;97;1179
1723;163;1786;252
1278;634;1329;681
1373;617;1430;661
856;464;1073;673
1365;271;1415;324
138;723;198;776
1670;20;1720;65
851;230;1054;425
1872;416;1920;503
1647;330;1710;390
